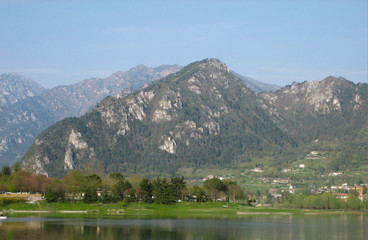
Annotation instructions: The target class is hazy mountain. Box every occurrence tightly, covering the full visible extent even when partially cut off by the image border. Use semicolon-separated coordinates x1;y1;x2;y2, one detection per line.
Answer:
22;58;296;178
0;73;45;106
232;72;280;93
0;65;181;166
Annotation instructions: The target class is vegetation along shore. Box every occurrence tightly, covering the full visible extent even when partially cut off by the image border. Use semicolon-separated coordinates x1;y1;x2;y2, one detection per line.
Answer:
1;165;367;217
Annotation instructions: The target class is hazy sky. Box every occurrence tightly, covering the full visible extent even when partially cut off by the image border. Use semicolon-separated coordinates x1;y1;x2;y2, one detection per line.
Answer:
0;0;367;88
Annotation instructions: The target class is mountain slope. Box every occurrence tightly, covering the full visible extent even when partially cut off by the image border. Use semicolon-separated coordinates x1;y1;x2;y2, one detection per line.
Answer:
260;76;367;142
0;65;181;166
260;76;367;170
22;59;295;178
0;73;45;106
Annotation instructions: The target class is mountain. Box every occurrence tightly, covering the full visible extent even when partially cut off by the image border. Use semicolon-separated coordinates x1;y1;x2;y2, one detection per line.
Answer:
0;73;45;106
0;65;181;166
232;72;280;93
36;64;182;120
260;76;367;142
22;58;296;178
260;76;367;170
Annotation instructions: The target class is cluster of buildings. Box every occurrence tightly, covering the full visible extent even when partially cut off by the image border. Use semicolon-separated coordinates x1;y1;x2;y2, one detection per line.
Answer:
315;184;367;201
268;180;367;201
201;174;234;181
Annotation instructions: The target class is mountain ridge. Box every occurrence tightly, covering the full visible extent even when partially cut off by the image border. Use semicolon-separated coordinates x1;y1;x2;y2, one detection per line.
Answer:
0;65;181;166
22;59;367;178
0;73;45;106
22;58;298;178
0;62;282;167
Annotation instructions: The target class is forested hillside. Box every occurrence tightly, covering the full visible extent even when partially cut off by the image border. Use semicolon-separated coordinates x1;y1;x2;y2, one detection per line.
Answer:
21;59;367;178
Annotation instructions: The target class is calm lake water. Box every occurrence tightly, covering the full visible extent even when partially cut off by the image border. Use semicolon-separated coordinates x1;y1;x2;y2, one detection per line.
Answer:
0;214;367;240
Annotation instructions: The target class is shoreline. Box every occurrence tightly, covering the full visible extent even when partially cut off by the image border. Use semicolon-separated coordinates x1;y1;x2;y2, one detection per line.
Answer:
5;210;90;213
237;212;291;215
2;202;367;218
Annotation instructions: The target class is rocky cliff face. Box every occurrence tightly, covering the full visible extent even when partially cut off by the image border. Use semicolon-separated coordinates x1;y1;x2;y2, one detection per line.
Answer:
0;65;181;167
22;58;295;178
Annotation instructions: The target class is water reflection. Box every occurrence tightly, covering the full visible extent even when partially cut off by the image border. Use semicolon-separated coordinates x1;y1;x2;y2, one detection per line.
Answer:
0;214;366;240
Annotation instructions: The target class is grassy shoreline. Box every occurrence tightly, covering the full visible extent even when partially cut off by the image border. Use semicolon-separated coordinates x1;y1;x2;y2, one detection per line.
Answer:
1;201;366;219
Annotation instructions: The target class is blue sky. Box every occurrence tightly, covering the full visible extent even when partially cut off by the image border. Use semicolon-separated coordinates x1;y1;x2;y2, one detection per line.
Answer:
0;0;367;88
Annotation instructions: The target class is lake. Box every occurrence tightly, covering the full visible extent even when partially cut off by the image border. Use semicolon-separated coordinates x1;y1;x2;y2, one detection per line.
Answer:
0;213;366;240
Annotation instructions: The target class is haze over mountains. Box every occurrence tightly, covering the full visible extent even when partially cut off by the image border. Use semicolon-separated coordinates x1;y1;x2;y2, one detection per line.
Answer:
0;62;279;167
17;59;367;178
0;73;45;106
0;65;181;166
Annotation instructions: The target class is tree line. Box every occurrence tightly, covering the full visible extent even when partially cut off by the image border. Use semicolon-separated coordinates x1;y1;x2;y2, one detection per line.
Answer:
2;165;365;209
0;166;244;205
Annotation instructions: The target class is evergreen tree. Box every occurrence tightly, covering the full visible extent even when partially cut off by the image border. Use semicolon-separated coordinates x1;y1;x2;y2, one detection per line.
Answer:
152;178;175;204
45;189;57;203
83;187;98;203
1;166;11;177
140;178;153;203
171;176;187;200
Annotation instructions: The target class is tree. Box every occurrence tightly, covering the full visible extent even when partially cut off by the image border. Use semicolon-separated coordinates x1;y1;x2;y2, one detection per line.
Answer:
85;174;102;189
128;175;143;191
45;189;57;203
13;162;21;172
140;178;153;203
13;170;31;192
109;173;132;201
227;183;243;204
171;176;187;201
30;174;50;194
109;173;125;180
83;187;98;203
1;166;11;177
152;178;175;204
346;194;361;210
63;171;87;201
191;185;206;202
101;190;113;203
204;178;226;202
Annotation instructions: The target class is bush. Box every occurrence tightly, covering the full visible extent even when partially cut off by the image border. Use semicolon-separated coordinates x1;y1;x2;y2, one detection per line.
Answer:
0;197;26;204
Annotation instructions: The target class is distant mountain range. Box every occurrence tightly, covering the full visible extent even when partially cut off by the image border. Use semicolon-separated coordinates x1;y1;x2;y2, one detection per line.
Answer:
0;73;45;106
1;63;277;167
232;72;280;93
0;65;181;166
20;59;367;178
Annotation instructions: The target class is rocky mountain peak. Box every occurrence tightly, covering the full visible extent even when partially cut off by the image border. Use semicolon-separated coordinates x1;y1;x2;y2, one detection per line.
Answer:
197;58;230;73
261;75;364;114
129;64;149;72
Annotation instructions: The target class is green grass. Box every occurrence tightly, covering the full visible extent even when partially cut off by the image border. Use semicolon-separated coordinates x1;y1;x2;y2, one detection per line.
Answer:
0;200;306;219
3;200;364;220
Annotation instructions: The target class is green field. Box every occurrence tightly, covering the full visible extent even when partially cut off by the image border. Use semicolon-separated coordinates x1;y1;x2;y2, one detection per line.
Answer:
1;201;360;219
